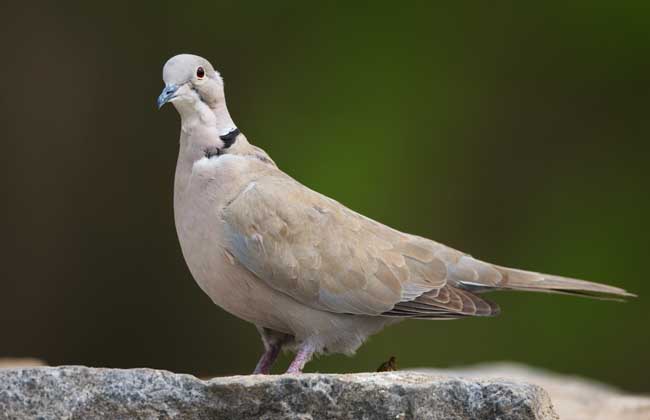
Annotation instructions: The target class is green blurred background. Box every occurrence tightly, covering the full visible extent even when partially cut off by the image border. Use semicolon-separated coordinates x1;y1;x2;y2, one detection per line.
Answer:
2;1;649;391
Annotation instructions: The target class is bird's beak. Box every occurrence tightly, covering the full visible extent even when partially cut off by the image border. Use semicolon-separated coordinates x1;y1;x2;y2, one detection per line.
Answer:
157;84;179;109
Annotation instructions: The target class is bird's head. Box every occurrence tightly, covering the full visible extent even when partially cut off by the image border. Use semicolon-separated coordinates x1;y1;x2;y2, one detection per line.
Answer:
157;54;225;115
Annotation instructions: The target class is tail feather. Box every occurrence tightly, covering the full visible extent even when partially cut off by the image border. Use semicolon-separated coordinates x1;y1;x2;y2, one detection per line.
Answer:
495;266;636;300
448;255;636;300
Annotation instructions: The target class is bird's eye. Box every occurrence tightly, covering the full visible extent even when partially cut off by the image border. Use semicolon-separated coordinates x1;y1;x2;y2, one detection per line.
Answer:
196;66;205;79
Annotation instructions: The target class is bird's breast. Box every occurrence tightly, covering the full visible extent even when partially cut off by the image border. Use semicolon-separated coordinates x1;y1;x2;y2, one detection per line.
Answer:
172;155;286;329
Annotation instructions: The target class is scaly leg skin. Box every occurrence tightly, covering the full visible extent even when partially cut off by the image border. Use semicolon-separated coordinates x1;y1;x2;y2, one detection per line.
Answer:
253;327;292;375
286;341;316;374
253;344;282;374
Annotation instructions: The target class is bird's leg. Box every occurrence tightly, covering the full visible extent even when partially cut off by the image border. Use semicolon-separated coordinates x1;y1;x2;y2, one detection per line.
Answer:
286;341;316;374
253;327;291;374
253;343;282;375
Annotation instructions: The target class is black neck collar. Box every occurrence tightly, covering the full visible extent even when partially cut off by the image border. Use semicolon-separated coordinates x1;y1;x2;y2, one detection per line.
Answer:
204;128;241;159
220;128;240;149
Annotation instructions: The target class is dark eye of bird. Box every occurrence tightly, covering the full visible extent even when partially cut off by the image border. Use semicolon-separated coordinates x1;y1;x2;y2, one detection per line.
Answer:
196;66;205;79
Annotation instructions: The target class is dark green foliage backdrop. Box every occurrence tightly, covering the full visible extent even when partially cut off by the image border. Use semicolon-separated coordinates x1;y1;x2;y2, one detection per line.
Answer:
2;1;648;391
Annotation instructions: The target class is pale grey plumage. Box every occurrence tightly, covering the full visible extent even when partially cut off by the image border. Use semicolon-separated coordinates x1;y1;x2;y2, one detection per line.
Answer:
158;54;634;374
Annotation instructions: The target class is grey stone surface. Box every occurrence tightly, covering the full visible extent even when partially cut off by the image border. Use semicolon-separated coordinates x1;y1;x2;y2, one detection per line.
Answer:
0;366;557;420
418;363;650;420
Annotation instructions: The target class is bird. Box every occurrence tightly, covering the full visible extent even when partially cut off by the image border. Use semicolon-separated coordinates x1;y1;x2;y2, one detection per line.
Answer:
157;54;634;375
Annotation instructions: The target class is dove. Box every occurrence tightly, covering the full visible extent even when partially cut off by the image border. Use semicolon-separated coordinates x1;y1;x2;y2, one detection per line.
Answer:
157;54;634;374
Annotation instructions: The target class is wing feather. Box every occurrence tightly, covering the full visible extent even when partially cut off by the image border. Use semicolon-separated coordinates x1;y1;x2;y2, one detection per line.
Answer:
222;174;499;318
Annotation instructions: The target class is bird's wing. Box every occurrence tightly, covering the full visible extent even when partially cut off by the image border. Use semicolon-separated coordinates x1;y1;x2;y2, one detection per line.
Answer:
222;174;498;318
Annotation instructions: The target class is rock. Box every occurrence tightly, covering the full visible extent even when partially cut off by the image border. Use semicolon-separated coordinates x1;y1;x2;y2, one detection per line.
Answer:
417;363;650;420
0;366;557;420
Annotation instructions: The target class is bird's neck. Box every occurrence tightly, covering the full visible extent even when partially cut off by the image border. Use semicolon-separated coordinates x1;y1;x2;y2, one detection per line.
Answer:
175;99;244;180
208;100;237;136
177;99;236;139
176;99;238;161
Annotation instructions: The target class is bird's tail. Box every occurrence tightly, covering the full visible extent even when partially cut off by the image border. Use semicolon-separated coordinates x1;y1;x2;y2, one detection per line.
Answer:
449;256;636;300
493;266;636;300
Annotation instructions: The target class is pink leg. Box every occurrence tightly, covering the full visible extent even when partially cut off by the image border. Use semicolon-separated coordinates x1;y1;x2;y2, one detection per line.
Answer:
252;343;282;374
286;342;316;374
253;327;292;375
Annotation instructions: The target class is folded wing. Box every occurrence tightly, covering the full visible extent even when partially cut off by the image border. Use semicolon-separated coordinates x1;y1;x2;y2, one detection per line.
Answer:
222;175;499;319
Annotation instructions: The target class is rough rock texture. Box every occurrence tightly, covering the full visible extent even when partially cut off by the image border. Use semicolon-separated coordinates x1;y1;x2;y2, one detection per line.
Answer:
418;363;650;420
0;366;557;420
